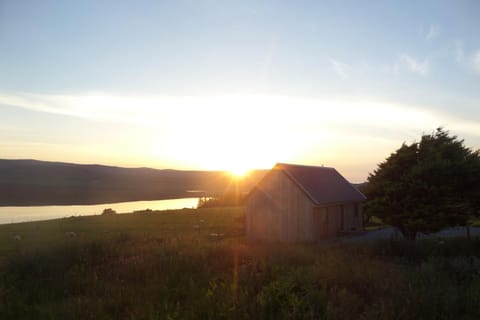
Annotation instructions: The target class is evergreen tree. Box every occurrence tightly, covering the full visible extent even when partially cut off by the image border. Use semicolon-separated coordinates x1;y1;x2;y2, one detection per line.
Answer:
364;128;480;240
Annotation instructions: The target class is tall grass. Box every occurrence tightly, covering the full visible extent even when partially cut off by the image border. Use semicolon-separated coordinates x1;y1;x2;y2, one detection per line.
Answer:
1;208;480;319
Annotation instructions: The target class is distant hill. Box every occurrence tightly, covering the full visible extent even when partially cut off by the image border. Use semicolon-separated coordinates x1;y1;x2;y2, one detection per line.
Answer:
0;159;267;206
352;182;368;192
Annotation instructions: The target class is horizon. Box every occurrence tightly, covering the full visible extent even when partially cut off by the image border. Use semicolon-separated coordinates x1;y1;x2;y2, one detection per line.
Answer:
0;157;273;173
1;1;480;182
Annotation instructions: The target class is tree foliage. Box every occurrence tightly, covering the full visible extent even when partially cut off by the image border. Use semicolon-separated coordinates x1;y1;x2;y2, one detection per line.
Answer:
197;191;245;208
364;128;480;240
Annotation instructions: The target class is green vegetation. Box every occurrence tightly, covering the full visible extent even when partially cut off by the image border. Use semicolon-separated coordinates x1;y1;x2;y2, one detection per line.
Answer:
363;215;386;231
101;208;117;215
1;207;480;319
365;128;480;240
197;191;246;208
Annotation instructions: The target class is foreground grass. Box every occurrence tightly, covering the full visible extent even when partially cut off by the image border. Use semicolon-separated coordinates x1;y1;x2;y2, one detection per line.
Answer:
1;208;480;319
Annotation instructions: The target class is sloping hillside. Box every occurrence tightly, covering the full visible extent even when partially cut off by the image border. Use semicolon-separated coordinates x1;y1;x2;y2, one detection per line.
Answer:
0;159;266;205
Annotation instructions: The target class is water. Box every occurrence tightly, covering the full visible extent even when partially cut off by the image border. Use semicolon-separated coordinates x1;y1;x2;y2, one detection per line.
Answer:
0;197;200;224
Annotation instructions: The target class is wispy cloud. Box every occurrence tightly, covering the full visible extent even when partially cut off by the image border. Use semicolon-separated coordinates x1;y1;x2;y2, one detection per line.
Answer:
1;92;477;136
399;54;429;76
425;24;440;41
2;92;479;175
455;41;465;63
382;54;429;76
329;58;350;79
453;42;480;75
382;61;400;74
472;49;480;74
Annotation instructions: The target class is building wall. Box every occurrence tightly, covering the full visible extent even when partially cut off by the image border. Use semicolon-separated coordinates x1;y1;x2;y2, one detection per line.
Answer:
342;203;363;232
312;203;363;239
246;170;314;242
246;170;364;242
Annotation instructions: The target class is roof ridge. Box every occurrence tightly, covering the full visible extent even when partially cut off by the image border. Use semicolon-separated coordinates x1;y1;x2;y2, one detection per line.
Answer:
275;163;335;170
275;163;366;204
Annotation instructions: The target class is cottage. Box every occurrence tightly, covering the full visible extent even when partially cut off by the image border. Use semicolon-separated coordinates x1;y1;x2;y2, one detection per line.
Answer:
246;163;366;242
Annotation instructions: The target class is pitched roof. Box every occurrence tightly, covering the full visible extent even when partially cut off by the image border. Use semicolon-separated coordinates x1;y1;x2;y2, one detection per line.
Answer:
274;163;366;205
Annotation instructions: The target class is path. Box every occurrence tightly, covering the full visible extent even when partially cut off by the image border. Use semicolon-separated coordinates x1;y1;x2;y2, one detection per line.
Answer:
343;226;480;242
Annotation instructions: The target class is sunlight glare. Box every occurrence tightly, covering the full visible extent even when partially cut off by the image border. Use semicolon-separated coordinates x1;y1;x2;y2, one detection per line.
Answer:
141;94;453;179
229;166;250;178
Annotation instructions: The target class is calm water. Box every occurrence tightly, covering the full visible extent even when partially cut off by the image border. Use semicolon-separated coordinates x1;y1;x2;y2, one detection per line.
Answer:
0;198;199;224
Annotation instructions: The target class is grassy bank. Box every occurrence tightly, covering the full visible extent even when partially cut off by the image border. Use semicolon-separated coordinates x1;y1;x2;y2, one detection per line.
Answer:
1;207;480;319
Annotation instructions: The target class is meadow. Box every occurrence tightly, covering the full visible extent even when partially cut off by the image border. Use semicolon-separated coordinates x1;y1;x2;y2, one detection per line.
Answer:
1;207;480;319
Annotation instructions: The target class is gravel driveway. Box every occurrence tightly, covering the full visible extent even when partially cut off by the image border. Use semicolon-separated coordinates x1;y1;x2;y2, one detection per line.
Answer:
343;226;480;242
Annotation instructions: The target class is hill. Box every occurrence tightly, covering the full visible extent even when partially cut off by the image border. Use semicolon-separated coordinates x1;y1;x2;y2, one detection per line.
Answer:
0;159;267;205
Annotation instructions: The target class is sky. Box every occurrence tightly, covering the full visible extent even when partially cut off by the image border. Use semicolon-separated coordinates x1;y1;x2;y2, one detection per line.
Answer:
1;0;480;182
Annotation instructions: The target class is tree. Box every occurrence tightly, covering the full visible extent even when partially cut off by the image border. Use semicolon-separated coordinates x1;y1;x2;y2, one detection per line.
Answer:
102;208;117;215
364;128;480;240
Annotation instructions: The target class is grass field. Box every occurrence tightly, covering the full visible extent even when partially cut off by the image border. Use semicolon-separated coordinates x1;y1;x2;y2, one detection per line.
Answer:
1;207;480;319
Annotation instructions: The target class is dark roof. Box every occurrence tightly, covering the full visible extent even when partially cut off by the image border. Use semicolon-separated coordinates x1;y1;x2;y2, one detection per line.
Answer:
274;163;366;205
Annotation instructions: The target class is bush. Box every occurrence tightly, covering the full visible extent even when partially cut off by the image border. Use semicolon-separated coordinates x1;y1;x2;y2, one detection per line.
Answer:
101;208;116;215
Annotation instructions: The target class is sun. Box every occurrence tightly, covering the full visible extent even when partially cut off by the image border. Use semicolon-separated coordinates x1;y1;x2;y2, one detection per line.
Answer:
155;95;297;175
229;166;250;178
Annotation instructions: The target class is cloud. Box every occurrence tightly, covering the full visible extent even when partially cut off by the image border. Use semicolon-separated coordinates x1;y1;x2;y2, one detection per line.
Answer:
399;54;429;76
1;92;477;137
382;62;400;74
472;50;480;73
1;92;479;174
453;42;480;75
329;58;350;79
382;54;429;76
454;41;465;63
425;25;440;41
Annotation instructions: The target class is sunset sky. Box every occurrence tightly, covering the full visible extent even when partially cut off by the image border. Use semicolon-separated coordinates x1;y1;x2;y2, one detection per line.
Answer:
1;0;480;182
